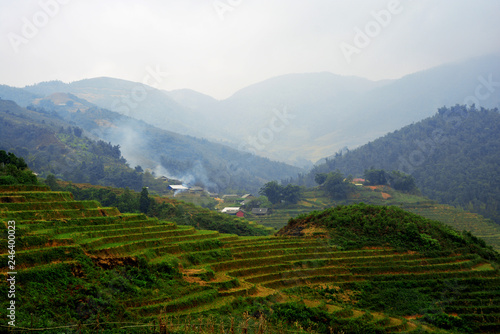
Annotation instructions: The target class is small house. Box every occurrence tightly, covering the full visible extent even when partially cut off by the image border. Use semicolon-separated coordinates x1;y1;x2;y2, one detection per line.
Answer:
168;185;189;191
221;207;241;215
236;210;245;218
222;194;239;200
352;178;365;186
189;186;204;193
251;208;269;216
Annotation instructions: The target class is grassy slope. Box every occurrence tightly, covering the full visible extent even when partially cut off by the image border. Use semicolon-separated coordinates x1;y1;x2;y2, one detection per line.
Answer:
245;184;500;252
1;185;499;333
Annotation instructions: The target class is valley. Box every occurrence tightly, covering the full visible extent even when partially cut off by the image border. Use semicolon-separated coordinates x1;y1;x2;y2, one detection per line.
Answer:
0;54;499;333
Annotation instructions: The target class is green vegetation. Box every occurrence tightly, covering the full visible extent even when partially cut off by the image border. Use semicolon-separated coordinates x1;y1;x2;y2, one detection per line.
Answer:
1;162;499;332
0;99;149;191
282;203;499;261
297;105;500;225
259;181;302;204
1;97;302;194
314;170;356;199
0;150;37;185
364;168;418;193
250;174;500;252
47;181;271;237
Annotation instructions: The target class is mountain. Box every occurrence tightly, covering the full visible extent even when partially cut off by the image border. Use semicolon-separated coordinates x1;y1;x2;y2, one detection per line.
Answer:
164;88;219;111
9;55;499;168
0;99;144;190
177;54;500;165
4;95;301;194
23;77;209;138
299;105;500;225
0;84;41;107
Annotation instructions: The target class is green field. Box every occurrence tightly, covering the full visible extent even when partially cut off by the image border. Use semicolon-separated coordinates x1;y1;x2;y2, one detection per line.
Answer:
1;185;499;333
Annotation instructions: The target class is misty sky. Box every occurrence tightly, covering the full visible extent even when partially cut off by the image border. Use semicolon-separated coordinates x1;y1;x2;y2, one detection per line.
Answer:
1;0;499;99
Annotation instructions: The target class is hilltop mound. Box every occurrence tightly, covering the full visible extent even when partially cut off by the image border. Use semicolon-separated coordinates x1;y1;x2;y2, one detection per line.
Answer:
278;203;500;262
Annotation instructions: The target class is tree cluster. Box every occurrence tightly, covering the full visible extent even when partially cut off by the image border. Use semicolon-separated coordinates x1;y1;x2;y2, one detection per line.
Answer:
315;170;355;200
0;150;37;185
259;181;302;205
364;168;418;193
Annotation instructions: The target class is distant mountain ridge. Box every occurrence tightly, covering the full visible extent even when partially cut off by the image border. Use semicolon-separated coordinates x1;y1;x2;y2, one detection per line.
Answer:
170;54;500;165
0;54;498;170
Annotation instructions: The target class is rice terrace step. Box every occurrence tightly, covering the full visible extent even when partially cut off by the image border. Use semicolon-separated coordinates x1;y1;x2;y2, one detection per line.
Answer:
0;187;499;333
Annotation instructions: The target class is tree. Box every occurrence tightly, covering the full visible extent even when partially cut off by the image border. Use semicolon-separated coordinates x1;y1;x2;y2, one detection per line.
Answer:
117;188;137;213
0;150;37;185
139;187;151;214
282;184;302;204
45;174;58;190
364;169;387;185
389;170;418;193
73;127;83;137
315;173;328;185
323;171;353;199
244;196;272;210
259;181;282;204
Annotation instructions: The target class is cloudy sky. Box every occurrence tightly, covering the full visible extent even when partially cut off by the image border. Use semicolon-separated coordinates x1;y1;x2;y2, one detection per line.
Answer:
1;0;499;99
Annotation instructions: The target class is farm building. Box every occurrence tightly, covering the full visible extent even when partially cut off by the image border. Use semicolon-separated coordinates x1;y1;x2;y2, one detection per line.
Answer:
222;194;239;200
251;208;269;215
221;207;241;215
168;185;189;191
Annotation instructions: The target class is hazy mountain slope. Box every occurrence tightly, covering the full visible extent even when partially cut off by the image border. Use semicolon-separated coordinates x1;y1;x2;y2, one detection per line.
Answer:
0;85;41;107
165;88;219;111
32;94;302;193
0;99;144;190
8;55;500;168
303;105;500;225
351;54;500;133
179;54;500;165
23;77;209;138
196;72;389;165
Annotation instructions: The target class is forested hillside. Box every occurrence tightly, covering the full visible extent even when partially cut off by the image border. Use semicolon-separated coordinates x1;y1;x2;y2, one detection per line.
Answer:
300;105;500;224
0;97;302;194
0;99;144;190
29;94;302;193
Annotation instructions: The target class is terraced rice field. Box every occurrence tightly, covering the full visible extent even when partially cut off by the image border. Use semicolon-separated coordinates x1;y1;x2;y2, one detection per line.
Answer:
405;203;500;251
1;185;499;333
